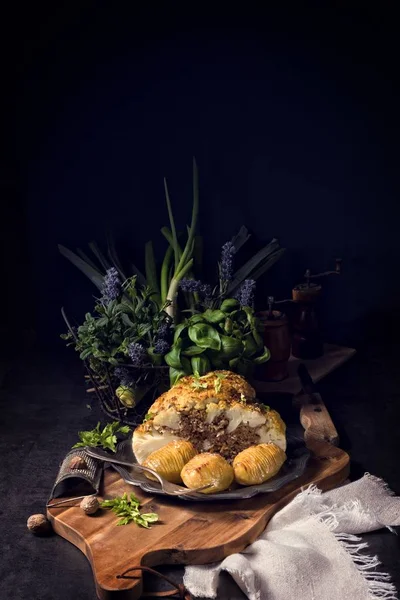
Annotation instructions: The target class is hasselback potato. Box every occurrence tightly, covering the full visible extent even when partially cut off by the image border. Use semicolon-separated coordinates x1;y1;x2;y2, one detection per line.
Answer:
233;443;286;486
143;440;197;484
181;453;234;494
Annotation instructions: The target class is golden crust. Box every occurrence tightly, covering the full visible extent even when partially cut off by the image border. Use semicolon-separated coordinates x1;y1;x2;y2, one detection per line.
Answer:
154;371;254;410
135;371;257;435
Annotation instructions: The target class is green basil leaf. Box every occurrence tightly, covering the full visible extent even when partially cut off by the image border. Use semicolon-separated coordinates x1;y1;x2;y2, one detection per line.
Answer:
243;334;259;357
252;328;264;351
220;335;244;359
189;314;205;325
182;345;206;356
242;306;257;326
165;346;183;369
202;309;226;324
253;347;271;365
208;351;225;369
229;356;240;369
191;355;211;377
169;367;186;386
220;298;239;313
173;323;187;343
181;356;192;374
223;317;233;334
188;324;221;351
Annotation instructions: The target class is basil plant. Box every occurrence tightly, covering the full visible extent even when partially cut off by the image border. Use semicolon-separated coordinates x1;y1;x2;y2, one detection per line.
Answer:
165;298;269;385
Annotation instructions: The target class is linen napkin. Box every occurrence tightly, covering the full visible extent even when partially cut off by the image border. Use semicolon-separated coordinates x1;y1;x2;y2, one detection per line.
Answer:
184;474;400;600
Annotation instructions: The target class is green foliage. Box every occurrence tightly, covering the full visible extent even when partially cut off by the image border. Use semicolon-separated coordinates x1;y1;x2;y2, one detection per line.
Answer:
165;305;270;385
60;162;285;392
100;492;159;527
62;276;170;371
59;166;284;321
72;421;130;452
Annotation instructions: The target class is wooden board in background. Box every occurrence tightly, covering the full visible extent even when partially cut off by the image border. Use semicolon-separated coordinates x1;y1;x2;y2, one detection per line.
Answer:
47;392;349;600
253;344;356;394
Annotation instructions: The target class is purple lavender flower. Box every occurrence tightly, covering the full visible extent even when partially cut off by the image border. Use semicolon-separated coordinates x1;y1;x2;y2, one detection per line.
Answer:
235;279;256;307
220;241;235;281
128;342;147;367
114;366;135;387
156;322;170;340
154;339;170;355
101;267;121;304
180;279;212;299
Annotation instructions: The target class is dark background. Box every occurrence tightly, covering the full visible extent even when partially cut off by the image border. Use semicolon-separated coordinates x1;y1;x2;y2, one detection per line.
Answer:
1;5;400;599
2;1;400;352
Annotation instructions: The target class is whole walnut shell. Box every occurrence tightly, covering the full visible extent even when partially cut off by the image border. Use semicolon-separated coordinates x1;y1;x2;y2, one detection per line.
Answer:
80;496;100;515
27;514;52;536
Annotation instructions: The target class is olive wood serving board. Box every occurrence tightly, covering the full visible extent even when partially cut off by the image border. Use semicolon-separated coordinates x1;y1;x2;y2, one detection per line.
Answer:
47;393;349;600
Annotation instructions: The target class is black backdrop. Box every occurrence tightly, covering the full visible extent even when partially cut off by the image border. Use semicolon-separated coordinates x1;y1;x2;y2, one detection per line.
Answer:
4;2;400;349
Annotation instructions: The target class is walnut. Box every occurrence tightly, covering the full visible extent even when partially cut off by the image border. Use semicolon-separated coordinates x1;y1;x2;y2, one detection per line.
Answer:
27;514;52;536
80;496;100;515
69;456;87;470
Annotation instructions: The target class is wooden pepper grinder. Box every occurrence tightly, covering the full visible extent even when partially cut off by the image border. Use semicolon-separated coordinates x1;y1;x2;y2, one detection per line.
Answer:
258;297;291;382
291;259;342;360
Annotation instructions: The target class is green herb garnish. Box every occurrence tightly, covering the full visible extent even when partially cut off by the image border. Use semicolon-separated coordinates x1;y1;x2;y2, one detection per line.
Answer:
72;421;130;452
214;372;227;394
240;392;247;403
191;372;208;390
262;404;270;411
100;492;159;527
192;380;208;389
143;412;154;422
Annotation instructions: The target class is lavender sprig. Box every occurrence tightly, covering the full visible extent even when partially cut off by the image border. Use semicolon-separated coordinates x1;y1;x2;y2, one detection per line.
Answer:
101;267;121;304
114;367;135;387
128;342;147;367
153;339;170;355
220;241;235;282
235;279;256;307
156;322;170;341
179;279;212;299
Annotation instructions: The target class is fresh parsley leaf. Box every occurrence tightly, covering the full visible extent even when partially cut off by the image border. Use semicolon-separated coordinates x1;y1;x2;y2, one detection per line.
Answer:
72;421;130;452
118;425;130;434
192;380;208;389
100;493;159;528
190;372;208;390
214;372;227;394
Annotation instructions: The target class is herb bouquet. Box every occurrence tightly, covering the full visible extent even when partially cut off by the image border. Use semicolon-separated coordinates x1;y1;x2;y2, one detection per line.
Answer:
62;273;172;425
165;242;270;385
61;160;283;424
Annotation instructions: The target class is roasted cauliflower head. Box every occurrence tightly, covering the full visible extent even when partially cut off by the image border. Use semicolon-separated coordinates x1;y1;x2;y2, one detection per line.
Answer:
133;370;286;464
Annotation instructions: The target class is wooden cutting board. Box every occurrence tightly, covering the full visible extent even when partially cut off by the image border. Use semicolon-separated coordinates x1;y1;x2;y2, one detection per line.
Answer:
47;392;349;600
